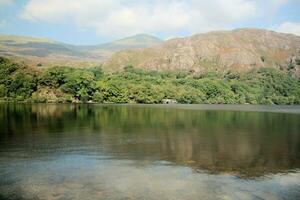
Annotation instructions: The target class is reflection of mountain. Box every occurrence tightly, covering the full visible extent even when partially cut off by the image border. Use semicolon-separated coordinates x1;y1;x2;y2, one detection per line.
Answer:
0;104;299;178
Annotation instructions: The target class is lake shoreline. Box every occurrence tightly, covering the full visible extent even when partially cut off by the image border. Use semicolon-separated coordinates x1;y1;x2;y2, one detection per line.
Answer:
1;102;300;114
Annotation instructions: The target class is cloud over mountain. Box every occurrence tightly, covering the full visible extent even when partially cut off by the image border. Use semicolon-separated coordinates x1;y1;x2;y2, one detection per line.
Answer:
277;22;300;36
21;0;258;38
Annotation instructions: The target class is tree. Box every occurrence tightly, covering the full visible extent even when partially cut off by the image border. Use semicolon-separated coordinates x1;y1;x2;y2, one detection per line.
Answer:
8;72;37;100
39;67;71;87
0;84;7;98
61;69;95;101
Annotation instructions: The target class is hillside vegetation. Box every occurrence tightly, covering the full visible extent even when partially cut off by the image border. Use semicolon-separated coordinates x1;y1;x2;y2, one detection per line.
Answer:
1;57;299;104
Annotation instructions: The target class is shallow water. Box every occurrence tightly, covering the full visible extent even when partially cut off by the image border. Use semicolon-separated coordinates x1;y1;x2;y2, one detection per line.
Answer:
0;104;300;200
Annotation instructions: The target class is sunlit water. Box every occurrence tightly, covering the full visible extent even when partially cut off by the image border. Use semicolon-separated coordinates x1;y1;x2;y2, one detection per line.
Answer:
0;104;300;200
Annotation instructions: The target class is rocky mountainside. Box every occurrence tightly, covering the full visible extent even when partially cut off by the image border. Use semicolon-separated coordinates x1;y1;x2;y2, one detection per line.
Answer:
104;29;300;76
0;34;162;67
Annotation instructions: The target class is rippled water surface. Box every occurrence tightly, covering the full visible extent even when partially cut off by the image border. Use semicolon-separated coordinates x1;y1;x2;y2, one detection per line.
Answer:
0;104;300;200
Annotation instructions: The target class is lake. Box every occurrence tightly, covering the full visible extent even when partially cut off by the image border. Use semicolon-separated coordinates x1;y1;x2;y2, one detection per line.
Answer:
0;104;300;200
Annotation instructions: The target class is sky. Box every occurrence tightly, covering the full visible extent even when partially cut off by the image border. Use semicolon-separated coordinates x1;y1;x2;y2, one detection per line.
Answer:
0;0;300;45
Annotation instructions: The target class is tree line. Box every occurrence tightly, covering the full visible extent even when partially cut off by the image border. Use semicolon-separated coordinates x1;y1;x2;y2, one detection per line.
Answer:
0;57;299;104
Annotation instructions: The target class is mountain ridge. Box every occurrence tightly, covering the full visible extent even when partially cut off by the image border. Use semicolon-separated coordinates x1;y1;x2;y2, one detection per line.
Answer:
104;28;300;77
1;28;300;77
0;33;162;66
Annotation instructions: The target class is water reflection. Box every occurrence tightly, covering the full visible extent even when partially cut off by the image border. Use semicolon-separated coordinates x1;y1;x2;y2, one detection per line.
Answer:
0;104;300;199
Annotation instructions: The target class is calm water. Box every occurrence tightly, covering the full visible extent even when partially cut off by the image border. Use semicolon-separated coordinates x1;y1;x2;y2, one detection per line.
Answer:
0;104;300;200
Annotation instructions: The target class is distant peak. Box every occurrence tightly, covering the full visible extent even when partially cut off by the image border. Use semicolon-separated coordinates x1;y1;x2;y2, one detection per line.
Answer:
132;33;153;37
119;33;162;41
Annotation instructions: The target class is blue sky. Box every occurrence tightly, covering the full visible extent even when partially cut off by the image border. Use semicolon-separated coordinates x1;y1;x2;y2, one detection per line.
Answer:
0;0;300;45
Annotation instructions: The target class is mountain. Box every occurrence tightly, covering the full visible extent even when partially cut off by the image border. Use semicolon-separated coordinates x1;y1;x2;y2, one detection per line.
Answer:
0;35;76;57
1;29;300;76
0;34;162;67
104;29;300;76
77;34;162;60
87;34;162;58
81;34;162;51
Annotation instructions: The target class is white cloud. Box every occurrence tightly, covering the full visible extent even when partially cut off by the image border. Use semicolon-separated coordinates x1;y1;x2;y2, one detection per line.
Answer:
277;22;300;36
21;0;258;38
272;0;289;6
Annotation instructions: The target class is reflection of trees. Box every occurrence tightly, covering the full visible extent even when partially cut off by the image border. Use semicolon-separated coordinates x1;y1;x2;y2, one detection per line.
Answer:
93;108;300;178
0;104;299;178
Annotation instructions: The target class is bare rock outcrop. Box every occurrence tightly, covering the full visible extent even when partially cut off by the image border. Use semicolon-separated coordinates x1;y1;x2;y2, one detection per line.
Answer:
104;28;300;75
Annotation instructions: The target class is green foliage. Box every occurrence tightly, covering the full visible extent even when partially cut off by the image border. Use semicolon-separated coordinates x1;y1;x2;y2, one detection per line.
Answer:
176;71;188;79
0;57;38;100
0;84;7;98
8;72;37;100
92;91;105;103
88;65;103;79
225;71;240;80
39;66;71;87
60;70;95;101
0;57;299;104
0;57;17;86
176;86;205;104
255;68;300;104
127;83;165;103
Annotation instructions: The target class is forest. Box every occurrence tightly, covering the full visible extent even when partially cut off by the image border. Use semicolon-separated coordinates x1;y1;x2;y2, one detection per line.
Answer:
0;57;299;104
